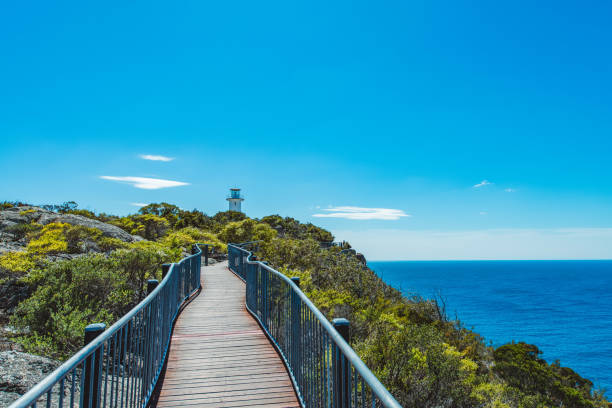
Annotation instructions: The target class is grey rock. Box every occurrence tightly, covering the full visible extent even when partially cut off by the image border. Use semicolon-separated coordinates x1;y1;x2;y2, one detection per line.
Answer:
355;253;367;265
0;325;23;353
0;351;59;403
0;351;83;408
0;391;21;408
0;206;140;243
0;280;31;318
44;253;85;262
0;242;22;255
37;213;137;242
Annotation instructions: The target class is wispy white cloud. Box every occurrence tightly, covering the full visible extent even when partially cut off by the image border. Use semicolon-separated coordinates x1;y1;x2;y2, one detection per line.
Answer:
473;180;492;188
131;202;148;207
100;176;189;190
504;188;516;193
313;206;410;220
139;154;174;162
479;211;488;215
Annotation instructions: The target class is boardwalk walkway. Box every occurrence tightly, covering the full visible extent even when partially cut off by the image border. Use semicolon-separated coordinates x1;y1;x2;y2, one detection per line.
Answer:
154;261;300;408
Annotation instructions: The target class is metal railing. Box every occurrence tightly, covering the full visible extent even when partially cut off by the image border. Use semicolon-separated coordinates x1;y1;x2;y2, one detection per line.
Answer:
10;243;210;408
228;243;402;408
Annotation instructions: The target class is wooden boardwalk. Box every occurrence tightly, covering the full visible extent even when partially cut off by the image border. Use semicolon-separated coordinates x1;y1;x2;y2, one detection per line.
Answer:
154;261;300;408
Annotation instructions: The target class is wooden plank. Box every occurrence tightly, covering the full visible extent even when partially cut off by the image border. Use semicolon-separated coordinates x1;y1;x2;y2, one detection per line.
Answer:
152;261;300;408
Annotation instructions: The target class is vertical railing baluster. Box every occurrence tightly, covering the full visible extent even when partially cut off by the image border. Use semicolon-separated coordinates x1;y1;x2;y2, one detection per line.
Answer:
70;367;76;408
120;325;127;408
58;377;64;407
110;333;117;408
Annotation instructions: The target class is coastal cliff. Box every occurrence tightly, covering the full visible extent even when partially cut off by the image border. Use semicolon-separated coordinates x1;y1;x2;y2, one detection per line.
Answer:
0;201;607;408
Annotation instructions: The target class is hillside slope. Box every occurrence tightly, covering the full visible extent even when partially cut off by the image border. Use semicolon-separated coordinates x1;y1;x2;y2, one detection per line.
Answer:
0;201;607;408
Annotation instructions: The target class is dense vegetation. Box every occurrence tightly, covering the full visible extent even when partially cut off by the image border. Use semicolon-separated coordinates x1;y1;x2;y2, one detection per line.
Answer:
0;200;607;407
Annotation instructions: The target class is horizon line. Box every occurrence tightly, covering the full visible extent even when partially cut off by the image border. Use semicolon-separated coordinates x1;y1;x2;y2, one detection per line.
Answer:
367;258;612;262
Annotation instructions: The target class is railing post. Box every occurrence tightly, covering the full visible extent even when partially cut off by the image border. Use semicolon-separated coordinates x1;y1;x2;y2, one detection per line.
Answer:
204;244;209;266
83;323;106;408
291;276;302;385
332;318;350;408
147;279;159;294
239;249;243;277
161;263;171;280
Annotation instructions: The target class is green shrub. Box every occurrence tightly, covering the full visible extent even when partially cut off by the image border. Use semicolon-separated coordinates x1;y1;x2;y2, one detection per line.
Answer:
138;203;180;226
109;217;140;235
25;222;103;254
136;216;167;239
64;225;102;253
11;254;130;358
115;243;177;300
1;201;32;210
260;215;334;242
11;245;175;358
493;343;606;408
97;237;128;252
0;251;39;276
259;238;323;271
138;203;215;230
111;214;169;240
65;209;99;219
41;201;78;213
218;219;277;243
5;222;42;240
470;382;521;408
26;223;69;255
163;228;226;253
357;322;479;408
210;211;247;232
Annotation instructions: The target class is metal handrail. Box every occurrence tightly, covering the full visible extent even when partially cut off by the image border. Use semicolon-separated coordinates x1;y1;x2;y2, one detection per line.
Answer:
10;243;210;408
228;243;402;408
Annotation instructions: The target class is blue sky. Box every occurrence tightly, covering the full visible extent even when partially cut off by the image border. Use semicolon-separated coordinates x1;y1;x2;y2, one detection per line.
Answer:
1;1;611;259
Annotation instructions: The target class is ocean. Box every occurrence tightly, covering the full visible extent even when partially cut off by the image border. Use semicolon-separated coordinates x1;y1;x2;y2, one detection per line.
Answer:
368;260;612;393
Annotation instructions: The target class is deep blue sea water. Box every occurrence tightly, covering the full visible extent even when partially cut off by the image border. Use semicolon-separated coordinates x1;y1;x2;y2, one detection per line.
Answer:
368;260;612;393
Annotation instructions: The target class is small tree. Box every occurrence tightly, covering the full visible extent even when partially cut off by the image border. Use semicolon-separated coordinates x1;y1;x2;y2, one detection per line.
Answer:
130;214;169;240
218;219;277;243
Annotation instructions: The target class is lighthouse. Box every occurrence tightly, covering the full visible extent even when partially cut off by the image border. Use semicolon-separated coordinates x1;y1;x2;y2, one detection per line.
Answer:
226;188;244;212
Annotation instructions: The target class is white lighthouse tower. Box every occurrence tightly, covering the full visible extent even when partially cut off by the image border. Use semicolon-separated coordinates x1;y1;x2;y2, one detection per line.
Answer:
226;188;244;212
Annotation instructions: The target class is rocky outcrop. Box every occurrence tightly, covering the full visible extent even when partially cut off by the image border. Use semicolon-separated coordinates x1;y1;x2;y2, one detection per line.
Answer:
0;206;144;340
0;351;60;407
341;248;367;265
0;206;142;255
0;241;22;256
355;252;367;265
40;213;139;242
